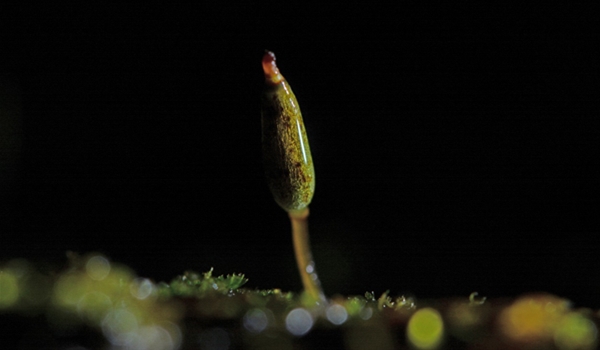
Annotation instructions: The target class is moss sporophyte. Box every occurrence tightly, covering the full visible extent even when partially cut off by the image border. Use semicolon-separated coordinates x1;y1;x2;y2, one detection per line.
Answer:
261;51;325;304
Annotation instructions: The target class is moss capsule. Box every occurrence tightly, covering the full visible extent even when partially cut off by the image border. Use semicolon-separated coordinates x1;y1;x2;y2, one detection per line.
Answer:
261;51;315;213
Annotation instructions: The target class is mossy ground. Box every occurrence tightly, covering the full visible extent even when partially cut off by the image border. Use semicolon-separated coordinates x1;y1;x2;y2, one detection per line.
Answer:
1;253;598;349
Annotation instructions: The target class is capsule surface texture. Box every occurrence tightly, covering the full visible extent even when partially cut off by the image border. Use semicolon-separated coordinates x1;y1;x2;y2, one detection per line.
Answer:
261;51;315;212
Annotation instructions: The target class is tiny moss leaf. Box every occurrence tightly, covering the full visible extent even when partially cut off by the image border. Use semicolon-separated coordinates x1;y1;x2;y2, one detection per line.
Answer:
469;292;487;305
378;290;394;310
217;273;249;290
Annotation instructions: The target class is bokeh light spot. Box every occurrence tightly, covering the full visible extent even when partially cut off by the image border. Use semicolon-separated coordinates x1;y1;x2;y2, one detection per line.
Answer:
499;295;568;343
53;273;90;306
101;308;139;346
285;308;313;336
86;256;111;281
359;307;373;320
132;325;176;350
130;278;155;300
0;270;19;308
407;308;444;349
77;291;112;323
326;303;348;325
554;313;598;350
243;308;269;333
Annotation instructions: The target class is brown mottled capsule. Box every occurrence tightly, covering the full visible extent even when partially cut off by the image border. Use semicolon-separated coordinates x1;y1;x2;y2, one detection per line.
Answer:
261;51;315;213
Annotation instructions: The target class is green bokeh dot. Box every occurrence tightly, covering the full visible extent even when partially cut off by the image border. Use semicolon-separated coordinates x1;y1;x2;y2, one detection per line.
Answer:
0;271;20;308
407;308;444;349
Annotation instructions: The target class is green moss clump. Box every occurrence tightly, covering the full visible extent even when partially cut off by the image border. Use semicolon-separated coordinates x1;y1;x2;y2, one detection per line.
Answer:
160;268;249;298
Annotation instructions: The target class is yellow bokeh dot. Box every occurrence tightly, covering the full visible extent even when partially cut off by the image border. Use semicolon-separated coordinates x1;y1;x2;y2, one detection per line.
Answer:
0;270;20;308
407;308;444;349
499;295;567;343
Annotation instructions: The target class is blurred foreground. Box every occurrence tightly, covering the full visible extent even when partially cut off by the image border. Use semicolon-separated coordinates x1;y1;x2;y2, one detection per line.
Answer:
1;254;598;349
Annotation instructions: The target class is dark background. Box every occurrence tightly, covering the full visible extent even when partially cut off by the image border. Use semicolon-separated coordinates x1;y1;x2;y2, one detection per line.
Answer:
1;4;598;307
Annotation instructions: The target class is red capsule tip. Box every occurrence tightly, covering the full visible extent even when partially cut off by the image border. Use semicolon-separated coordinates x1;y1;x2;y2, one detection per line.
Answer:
262;50;283;84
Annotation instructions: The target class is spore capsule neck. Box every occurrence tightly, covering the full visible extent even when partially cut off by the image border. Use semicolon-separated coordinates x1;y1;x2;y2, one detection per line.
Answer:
262;50;284;85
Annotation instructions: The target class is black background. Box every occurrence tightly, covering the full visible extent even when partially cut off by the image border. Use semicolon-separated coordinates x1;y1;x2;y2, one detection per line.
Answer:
1;4;598;307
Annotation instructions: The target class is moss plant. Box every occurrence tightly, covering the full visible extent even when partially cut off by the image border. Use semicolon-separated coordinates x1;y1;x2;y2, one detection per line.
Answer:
261;50;326;304
1;53;599;349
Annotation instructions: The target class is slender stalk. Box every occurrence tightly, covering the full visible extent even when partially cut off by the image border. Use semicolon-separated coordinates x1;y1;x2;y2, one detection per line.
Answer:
289;208;326;303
